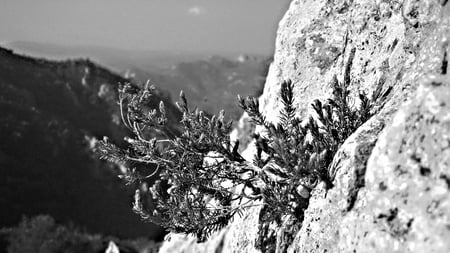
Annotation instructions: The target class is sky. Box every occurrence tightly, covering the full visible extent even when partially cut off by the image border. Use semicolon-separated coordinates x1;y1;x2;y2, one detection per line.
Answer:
0;0;291;55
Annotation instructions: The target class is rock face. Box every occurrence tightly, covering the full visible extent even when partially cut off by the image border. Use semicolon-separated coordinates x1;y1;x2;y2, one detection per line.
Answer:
159;0;450;252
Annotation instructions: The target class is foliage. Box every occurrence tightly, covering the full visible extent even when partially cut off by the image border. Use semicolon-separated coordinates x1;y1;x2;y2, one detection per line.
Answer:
239;48;388;252
98;82;264;241
0;215;101;253
0;215;161;253
96;48;384;249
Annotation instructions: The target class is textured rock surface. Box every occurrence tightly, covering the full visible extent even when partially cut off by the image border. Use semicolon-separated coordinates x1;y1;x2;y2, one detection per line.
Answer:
158;204;262;253
159;0;450;252
333;73;450;253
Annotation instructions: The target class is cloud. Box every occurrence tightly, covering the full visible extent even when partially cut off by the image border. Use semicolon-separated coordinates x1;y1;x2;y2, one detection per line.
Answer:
187;6;206;16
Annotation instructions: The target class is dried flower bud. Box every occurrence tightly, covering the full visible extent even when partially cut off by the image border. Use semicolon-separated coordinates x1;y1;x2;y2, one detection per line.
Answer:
159;101;165;114
296;185;310;199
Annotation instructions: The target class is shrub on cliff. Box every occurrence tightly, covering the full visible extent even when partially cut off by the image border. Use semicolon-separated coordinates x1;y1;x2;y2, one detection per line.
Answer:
96;50;384;246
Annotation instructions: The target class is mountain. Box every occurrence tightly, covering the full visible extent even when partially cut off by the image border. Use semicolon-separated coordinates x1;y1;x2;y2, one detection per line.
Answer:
7;41;240;72
7;41;271;121
0;46;180;240
127;55;271;121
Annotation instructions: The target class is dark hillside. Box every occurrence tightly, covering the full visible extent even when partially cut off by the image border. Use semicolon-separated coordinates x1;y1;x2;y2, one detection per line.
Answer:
0;47;179;239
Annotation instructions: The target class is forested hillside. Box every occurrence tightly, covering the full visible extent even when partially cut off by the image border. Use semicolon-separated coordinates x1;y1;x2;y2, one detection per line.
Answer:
0;47;180;240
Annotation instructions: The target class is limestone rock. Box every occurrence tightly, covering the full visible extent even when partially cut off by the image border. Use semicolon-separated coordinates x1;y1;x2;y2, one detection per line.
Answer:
159;204;262;253
105;241;120;253
159;0;450;252
335;72;450;253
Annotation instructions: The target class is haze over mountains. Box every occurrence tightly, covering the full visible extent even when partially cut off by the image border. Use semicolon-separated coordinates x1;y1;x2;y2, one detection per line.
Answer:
128;55;270;121
8;41;266;71
8;41;270;121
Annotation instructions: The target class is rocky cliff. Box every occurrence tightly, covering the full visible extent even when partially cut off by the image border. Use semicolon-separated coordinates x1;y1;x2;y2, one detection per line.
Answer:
159;0;450;252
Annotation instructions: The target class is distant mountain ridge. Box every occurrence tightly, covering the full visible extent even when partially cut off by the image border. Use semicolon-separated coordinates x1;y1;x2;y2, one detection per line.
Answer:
8;41;271;121
127;55;271;121
7;41;257;71
0;46;180;239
